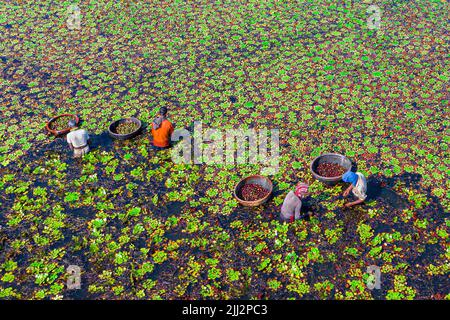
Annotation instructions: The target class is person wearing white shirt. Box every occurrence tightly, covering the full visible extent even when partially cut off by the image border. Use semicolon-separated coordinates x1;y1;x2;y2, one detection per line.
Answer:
342;171;367;207
66;120;90;158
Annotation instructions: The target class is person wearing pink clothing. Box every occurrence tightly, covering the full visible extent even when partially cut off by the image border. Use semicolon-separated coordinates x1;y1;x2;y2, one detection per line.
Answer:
280;183;310;222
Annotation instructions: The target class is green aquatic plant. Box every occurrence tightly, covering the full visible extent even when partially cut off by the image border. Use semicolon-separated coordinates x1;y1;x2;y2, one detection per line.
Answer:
357;223;374;244
386;275;416;300
324;228;343;245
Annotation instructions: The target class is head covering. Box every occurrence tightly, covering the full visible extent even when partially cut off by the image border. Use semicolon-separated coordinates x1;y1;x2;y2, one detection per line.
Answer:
294;182;309;197
342;171;358;186
68;120;77;128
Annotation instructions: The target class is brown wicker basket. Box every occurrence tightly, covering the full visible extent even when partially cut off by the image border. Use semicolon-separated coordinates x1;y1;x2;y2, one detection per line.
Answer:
45;114;79;136
310;153;352;185
233;175;273;207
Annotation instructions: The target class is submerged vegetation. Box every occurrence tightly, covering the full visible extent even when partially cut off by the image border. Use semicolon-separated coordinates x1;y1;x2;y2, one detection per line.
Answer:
0;1;449;299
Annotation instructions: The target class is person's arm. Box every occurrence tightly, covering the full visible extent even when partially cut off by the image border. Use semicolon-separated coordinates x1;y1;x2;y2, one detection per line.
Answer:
67;135;73;150
343;184;353;197
345;199;364;207
294;201;302;220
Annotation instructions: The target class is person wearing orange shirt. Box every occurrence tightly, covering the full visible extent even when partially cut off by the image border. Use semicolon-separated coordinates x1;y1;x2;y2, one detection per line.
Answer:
151;107;174;150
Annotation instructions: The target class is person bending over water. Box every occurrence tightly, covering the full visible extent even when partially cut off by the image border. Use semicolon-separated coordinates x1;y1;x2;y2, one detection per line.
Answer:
280;183;310;222
66;120;90;158
342;171;367;207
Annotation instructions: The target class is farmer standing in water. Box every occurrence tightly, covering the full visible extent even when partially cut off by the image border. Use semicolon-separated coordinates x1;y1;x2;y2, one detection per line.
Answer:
342;171;367;207
66;120;90;158
280;183;310;222
151;107;174;150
